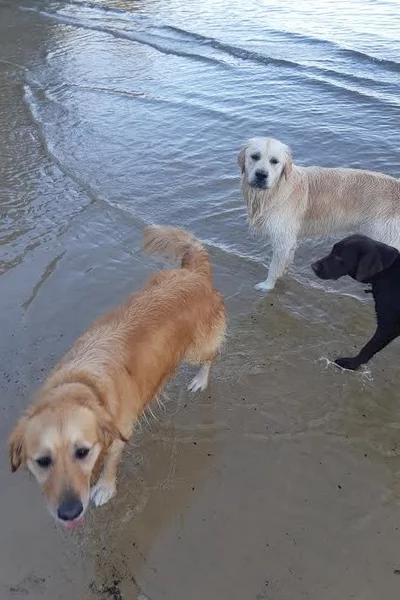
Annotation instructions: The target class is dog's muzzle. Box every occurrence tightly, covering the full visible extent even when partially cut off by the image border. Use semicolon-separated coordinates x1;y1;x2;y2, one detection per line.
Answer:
250;170;268;189
311;260;324;278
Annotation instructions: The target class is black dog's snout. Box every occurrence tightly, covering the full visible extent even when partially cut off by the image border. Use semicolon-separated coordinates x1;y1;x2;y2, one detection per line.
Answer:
255;170;268;181
57;492;83;521
311;260;321;275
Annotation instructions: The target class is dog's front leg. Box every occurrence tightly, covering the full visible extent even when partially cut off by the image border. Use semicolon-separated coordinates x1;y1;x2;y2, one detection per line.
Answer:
91;439;125;506
255;232;297;293
335;322;400;370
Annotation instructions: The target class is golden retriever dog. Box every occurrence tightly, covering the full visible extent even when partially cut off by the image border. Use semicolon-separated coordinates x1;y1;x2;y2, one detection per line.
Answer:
239;136;400;293
9;226;226;528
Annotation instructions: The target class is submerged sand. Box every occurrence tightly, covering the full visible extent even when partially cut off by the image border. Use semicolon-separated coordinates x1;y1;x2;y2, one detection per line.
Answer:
1;205;400;600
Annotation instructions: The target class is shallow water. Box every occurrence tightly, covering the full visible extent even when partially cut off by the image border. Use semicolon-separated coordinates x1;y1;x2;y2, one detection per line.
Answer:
2;0;400;301
1;1;400;598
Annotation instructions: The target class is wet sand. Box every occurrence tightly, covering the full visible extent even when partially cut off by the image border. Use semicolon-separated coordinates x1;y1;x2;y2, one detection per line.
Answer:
2;1;400;599
2;205;400;599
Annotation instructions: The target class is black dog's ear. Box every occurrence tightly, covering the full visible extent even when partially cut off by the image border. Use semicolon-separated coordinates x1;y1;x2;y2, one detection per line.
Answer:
355;243;398;282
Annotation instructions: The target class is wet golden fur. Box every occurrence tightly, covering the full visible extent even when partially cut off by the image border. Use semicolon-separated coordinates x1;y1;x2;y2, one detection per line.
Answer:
9;226;226;525
239;136;400;292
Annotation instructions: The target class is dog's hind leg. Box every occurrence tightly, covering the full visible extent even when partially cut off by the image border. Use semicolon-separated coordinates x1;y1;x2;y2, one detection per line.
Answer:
255;232;297;293
186;340;223;393
187;361;213;393
185;291;226;393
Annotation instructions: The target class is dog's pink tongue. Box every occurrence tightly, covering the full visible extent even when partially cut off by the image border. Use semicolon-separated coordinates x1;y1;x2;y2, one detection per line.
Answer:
63;517;83;530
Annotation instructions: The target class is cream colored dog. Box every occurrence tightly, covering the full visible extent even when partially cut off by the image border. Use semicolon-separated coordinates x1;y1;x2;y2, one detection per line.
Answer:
239;136;400;292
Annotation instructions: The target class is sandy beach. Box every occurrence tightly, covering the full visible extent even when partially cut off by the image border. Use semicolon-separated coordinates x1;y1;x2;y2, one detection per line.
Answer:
1;1;400;598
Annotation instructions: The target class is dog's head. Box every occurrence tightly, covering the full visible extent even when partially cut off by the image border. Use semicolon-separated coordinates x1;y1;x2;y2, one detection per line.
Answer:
312;235;399;283
238;136;292;190
9;383;124;528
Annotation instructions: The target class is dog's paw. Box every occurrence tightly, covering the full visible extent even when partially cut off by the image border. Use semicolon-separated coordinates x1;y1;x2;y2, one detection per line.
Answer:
90;480;116;507
188;367;209;393
254;281;274;293
187;374;207;393
335;356;360;371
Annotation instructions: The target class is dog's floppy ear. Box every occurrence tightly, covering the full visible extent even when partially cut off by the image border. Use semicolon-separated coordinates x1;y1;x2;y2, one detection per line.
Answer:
355;243;398;282
96;409;128;447
9;418;27;472
282;148;293;181
238;145;247;174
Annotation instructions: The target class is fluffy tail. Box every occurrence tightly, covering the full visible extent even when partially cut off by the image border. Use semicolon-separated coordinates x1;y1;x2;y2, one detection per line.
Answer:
143;225;211;279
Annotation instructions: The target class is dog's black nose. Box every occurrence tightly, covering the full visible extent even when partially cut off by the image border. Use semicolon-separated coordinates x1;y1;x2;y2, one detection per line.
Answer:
57;494;83;521
255;170;267;181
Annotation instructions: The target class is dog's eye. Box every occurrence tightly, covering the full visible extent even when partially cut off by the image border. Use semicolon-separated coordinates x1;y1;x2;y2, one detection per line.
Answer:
334;255;344;264
270;157;279;165
75;447;90;460
251;153;260;161
36;456;52;468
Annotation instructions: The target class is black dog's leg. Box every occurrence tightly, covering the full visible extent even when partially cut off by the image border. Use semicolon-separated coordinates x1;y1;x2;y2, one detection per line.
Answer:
335;322;400;370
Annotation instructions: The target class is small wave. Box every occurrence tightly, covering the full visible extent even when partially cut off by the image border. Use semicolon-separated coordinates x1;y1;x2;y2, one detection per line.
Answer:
22;82;117;217
20;7;232;69
157;24;400;74
336;44;400;74
22;4;399;109
62;26;399;109
200;237;264;265
319;357;373;381
301;275;370;304
24;3;400;88
163;25;324;72
62;82;244;125
50;1;400;73
298;72;400;109
162;25;399;102
52;0;145;19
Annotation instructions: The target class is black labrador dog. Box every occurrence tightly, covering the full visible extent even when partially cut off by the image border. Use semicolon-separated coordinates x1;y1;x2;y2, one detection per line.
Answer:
312;234;400;370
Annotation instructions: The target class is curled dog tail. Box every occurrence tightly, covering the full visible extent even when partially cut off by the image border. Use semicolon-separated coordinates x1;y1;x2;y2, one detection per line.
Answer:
143;225;211;280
